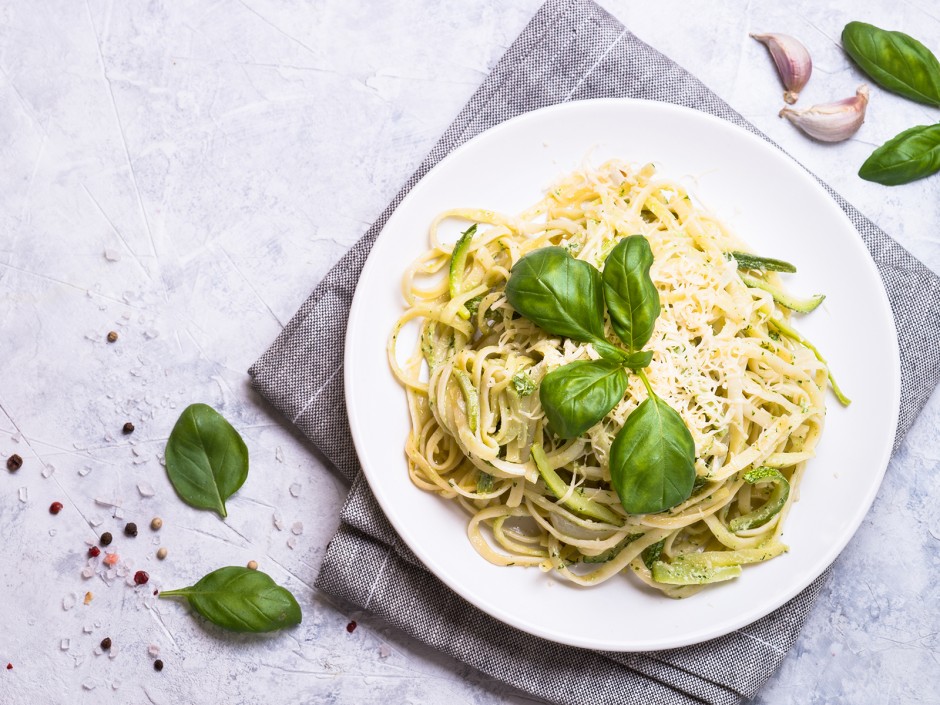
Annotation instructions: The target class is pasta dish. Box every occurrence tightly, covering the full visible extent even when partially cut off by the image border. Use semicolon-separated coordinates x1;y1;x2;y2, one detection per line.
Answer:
388;160;844;597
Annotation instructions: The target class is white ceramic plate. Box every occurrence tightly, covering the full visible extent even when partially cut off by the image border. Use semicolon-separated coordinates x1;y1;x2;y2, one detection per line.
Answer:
344;99;900;651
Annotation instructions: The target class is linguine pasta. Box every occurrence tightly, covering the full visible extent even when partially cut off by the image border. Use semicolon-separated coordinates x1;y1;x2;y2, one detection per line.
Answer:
388;160;829;597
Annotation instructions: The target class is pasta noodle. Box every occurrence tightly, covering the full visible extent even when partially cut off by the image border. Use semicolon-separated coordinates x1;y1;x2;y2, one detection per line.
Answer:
388;159;829;597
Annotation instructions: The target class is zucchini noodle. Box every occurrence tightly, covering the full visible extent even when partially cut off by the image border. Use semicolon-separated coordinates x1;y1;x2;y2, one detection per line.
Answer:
389;160;829;597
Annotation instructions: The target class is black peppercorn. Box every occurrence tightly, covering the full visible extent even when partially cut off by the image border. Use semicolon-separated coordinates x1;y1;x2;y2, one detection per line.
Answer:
124;522;138;537
153;659;164;672
122;422;134;434
106;331;118;343
100;532;113;547
6;454;23;472
100;637;112;651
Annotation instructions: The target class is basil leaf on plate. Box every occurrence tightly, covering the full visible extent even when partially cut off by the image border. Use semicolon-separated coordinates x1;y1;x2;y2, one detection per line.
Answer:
842;21;940;106
165;403;249;518
539;359;629;439
159;566;301;633
859;123;940;185
505;247;606;342
609;391;696;514
602;235;661;352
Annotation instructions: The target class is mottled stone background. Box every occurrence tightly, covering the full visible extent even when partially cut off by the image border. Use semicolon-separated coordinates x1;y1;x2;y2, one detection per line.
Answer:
0;1;937;703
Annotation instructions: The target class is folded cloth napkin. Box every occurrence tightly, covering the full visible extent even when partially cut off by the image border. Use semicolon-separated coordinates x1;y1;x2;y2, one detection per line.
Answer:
249;1;940;702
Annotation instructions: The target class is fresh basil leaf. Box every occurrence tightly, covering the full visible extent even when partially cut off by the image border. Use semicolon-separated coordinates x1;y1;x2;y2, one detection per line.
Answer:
621;350;654;370
539;359;628;439
165;403;249;518
159;567;301;633
609;392;696;514
505;247;606;342
858;123;940;185
602;235;661;352
842;22;940;106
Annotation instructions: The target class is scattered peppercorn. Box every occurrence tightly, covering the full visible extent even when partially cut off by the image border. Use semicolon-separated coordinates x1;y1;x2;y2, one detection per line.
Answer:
83;592;93;605
156;547;167;560
153;589;158;596
103;552;119;566
133;571;149;586
153;659;164;672
6;454;23;472
247;560;258;570
88;546;101;558
346;620;357;633
122;422;134;435
106;331;118;343
100;532;113;547
124;522;138;538
5;663;11;670
100;637;112;651
150;517;163;531
49;501;64;515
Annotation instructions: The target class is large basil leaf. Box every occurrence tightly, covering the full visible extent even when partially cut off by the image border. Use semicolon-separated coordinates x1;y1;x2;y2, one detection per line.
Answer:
505;247;606;342
842;22;940;106
165;403;249;518
539;359;629;438
609;393;695;514
858;123;940;185
159;566;302;633
602;236;661;352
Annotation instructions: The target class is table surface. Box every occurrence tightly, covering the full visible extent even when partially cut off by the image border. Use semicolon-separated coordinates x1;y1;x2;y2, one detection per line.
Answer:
2;1;938;703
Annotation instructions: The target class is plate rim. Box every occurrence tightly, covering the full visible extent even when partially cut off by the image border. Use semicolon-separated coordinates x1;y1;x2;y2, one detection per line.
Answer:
343;97;902;651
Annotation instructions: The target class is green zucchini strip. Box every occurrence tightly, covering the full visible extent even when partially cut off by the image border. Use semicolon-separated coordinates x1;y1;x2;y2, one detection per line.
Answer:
449;224;478;320
453;370;479;432
769;316;851;406
530;443;623;525
651;561;742;585
729;466;790;532
650;541;787;585
740;272;825;313
476;471;495;493
727;251;797;273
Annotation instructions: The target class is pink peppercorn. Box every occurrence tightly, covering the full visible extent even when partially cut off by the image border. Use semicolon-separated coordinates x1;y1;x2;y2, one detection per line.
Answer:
49;501;63;515
133;571;149;586
88;546;101;558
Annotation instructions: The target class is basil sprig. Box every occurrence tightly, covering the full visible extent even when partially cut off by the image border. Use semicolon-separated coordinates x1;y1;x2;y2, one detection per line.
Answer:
842;22;940;107
160;566;302;633
858;123;940;185
165;403;249;518
506;236;696;514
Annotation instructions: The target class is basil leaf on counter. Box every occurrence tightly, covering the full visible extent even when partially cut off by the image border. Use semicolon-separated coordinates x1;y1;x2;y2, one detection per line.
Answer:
858;123;940;185
159;566;301;633
539;359;629;439
165;403;249;518
602;235;661;352
505;247;606;342
842;22;940;106
609;389;696;515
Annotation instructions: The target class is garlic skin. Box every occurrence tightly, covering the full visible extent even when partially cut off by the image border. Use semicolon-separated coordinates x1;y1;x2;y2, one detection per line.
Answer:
779;85;870;142
751;32;813;104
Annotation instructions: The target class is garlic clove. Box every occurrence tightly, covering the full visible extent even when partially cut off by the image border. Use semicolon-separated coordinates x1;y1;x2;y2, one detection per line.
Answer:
779;85;870;142
751;32;813;104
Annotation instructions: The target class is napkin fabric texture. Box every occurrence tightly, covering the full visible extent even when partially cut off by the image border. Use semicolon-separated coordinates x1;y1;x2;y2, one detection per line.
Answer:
249;1;940;703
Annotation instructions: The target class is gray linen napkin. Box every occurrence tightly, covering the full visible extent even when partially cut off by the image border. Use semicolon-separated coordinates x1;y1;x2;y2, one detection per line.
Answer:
249;1;940;702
